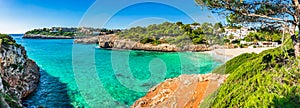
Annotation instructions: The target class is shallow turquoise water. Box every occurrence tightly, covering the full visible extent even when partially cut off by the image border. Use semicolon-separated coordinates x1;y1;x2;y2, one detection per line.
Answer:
11;34;222;107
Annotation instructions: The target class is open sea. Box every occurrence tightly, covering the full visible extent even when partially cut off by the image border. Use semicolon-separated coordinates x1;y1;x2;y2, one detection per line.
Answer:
10;34;222;108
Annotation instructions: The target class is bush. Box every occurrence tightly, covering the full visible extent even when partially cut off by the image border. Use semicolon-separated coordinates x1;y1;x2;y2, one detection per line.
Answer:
140;38;155;44
224;39;230;43
0;34;17;46
234;45;238;48
231;39;240;44
202;39;300;107
151;40;161;46
118;22;224;46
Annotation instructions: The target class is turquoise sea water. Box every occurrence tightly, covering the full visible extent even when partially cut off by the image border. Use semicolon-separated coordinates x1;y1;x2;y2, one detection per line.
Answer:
11;34;222;107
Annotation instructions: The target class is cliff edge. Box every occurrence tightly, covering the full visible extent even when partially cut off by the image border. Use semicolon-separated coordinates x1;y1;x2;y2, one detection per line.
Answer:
98;35;212;52
0;34;40;107
131;74;228;108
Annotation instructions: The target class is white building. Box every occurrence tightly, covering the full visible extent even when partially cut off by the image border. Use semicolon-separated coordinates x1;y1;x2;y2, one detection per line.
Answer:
190;25;201;30
223;27;255;39
241;41;279;47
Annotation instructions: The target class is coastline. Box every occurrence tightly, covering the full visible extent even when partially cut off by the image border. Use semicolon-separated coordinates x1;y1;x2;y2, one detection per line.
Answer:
201;47;277;62
132;47;277;107
23;34;74;39
0;35;40;107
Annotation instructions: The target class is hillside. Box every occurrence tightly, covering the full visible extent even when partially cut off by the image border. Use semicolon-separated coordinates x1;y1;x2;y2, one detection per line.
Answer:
24;27;118;39
117;22;224;46
95;22;226;52
201;38;300;107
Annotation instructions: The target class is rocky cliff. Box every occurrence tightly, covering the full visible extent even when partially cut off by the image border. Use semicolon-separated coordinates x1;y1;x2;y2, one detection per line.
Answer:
74;36;98;44
131;74;228;108
98;35;212;52
0;35;40;107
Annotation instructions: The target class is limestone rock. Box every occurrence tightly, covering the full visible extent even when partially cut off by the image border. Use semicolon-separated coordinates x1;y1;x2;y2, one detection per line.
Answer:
74;36;99;44
98;35;211;52
0;40;40;107
131;74;228;108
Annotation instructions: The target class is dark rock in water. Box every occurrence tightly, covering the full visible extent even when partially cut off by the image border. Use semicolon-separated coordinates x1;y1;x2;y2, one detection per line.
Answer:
0;35;40;107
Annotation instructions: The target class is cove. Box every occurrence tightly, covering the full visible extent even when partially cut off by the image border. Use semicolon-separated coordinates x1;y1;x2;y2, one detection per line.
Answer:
11;34;222;107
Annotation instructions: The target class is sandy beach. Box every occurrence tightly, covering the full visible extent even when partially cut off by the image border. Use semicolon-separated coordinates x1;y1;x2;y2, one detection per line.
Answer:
203;47;277;62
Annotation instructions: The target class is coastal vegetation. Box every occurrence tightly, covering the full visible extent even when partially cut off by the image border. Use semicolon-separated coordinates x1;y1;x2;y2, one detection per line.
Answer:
25;27;118;37
196;0;300;56
243;30;283;43
201;38;300;107
0;33;18;46
195;0;300;107
117;22;225;46
25;28;75;37
225;29;285;48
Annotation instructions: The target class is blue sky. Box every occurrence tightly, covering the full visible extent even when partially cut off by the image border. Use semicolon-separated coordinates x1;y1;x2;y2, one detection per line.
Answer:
0;0;220;34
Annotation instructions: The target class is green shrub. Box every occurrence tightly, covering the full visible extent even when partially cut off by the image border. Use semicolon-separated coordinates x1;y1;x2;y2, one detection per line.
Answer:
231;40;240;44
211;53;257;74
224;39;230;43
203;39;300;107
118;22;224;46
0;34;18;46
151;40;161;46
140;38;153;44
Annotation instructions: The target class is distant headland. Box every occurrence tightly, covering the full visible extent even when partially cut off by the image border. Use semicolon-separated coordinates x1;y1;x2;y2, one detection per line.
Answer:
23;27;120;39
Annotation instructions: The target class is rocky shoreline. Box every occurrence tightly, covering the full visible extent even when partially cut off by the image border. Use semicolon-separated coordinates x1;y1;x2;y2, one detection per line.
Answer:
74;36;98;44
131;74;228;108
0;37;40;107
98;35;212;52
73;35;213;52
23;34;74;39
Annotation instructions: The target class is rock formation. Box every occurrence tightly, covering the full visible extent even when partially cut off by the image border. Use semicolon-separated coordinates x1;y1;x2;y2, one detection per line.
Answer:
74;36;99;44
98;35;212;52
131;74;228;108
0;37;40;107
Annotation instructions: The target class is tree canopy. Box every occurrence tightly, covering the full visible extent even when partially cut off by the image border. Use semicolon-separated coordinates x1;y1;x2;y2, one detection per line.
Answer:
25;27;118;37
0;34;18;46
196;0;300;39
117;22;225;46
195;0;300;56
